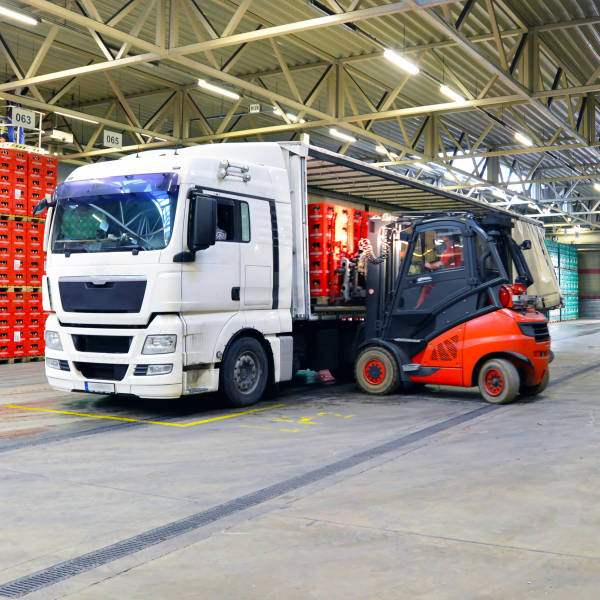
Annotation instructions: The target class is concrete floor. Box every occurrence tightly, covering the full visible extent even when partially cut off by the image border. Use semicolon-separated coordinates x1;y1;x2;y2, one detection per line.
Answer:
1;319;599;599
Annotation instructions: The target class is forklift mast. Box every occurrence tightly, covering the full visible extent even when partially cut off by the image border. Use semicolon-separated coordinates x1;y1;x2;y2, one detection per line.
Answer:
364;213;535;357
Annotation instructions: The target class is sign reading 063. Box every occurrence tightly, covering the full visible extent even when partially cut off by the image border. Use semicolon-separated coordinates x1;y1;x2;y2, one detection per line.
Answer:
103;130;122;148
11;107;36;129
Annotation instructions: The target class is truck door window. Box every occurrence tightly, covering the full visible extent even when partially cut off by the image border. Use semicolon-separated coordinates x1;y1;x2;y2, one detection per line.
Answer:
475;234;500;282
215;198;250;243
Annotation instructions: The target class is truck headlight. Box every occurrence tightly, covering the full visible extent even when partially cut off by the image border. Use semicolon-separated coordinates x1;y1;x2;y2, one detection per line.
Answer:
142;334;177;354
44;330;63;351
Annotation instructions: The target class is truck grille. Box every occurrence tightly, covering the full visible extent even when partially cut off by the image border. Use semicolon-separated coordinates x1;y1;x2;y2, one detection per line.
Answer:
74;362;128;381
72;335;132;354
59;277;146;313
519;322;550;343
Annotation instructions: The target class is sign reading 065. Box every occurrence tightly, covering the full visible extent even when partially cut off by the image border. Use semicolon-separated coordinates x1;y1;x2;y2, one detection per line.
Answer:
103;130;122;148
12;107;36;129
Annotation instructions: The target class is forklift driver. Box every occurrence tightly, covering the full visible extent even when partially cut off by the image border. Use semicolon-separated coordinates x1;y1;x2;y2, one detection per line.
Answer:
425;234;463;271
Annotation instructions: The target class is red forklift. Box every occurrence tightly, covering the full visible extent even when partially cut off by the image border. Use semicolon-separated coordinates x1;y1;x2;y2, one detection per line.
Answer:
354;213;552;403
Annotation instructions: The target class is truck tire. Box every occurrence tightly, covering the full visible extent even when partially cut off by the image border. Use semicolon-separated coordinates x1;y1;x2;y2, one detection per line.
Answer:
355;346;400;395
520;369;549;397
220;337;269;407
478;358;519;404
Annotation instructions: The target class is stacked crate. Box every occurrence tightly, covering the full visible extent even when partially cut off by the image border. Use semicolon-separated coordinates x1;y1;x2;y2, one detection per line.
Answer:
308;202;373;300
544;239;579;322
0;147;53;360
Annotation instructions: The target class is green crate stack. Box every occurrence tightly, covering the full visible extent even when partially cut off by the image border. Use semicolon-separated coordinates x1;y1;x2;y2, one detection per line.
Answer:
544;239;579;321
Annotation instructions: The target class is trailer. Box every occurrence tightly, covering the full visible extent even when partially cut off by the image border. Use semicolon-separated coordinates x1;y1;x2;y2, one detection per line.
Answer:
36;142;559;406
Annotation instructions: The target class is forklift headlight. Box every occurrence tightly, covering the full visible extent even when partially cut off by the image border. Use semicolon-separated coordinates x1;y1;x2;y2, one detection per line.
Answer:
44;330;63;351
142;334;177;354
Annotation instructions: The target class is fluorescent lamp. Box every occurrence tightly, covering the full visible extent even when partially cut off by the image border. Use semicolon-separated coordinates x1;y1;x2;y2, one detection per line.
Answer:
273;107;305;123
439;84;465;103
329;128;356;143
514;131;533;146
0;5;37;25
198;79;240;100
54;111;99;124
593;183;600;192
383;49;419;75
375;145;398;159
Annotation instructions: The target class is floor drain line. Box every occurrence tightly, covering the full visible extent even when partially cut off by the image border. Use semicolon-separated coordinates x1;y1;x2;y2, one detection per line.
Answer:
0;404;497;598
548;360;600;387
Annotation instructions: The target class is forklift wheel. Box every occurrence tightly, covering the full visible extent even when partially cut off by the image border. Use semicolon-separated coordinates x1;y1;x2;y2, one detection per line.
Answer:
478;358;520;404
520;369;549;397
355;346;400;395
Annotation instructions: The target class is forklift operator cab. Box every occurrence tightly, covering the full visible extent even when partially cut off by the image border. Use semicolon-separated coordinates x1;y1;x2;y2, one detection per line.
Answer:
357;214;552;404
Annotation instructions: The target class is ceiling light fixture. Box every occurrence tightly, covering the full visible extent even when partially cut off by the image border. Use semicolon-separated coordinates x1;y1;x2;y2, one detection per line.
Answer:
0;5;37;25
439;84;465;103
593;182;600;192
273;107;305;123
514;131;533;146
383;49;419;75
198;79;240;100
54;111;99;124
329;128;356;143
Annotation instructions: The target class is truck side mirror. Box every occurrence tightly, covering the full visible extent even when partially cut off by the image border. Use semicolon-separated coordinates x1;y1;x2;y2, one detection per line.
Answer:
188;193;216;252
520;239;532;250
32;197;56;217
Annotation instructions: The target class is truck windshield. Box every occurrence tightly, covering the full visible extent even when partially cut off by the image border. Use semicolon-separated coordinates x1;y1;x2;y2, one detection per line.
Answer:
51;172;179;254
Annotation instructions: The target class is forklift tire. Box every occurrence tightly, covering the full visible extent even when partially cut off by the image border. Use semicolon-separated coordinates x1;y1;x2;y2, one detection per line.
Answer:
520;369;549;397
355;346;400;395
220;337;269;408
478;358;520;404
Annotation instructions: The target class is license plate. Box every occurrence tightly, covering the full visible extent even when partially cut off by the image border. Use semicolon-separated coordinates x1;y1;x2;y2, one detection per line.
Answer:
84;381;115;394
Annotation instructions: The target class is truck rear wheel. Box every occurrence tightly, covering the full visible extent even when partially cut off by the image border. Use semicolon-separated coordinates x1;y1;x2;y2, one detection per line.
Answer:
478;358;519;404
355;346;400;395
221;337;269;408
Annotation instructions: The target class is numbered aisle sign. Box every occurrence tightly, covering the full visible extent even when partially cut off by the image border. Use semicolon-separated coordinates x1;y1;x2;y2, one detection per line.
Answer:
12;107;36;129
103;130;122;148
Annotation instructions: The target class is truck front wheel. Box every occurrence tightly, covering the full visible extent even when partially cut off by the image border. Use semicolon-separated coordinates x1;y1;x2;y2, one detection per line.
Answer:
355;346;400;395
221;337;269;407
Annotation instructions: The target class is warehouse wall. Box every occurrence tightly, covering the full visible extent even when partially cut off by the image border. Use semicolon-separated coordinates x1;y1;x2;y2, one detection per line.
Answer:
545;240;579;322
579;251;600;318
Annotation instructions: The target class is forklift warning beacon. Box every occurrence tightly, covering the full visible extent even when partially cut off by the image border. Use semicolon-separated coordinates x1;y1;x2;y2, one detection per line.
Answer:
36;142;559;406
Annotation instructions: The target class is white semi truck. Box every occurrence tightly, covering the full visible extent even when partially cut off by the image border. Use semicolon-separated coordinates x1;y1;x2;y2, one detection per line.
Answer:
38;142;560;406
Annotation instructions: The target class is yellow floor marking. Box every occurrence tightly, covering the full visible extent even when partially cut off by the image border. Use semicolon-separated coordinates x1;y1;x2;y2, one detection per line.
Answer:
4;403;285;427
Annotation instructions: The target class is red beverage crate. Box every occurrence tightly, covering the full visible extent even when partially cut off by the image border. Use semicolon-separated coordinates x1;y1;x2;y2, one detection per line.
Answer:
26;291;42;313
12;342;26;357
11;292;26;315
0;257;10;285
26;340;42;356
0;341;11;359
13;171;27;191
27;259;42;287
0;187;11;214
0;290;9;312
310;274;330;297
28;152;44;175
0;149;14;173
11;221;26;247
44;179;56;196
27;222;44;249
28;315;42;334
0;313;10;332
310;258;327;276
29;176;43;191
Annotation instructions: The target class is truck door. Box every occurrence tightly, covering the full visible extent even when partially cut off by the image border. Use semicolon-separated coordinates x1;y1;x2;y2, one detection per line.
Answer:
386;222;476;342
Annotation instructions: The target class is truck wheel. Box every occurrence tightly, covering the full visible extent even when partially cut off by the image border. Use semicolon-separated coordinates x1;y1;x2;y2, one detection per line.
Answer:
520;369;549;397
478;358;519;404
221;337;269;408
355;346;400;395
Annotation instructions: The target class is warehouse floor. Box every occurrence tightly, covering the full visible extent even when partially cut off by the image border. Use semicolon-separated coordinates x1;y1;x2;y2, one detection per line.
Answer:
1;320;599;599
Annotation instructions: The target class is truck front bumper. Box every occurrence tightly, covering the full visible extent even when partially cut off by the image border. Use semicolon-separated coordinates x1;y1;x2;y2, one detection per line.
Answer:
44;314;187;399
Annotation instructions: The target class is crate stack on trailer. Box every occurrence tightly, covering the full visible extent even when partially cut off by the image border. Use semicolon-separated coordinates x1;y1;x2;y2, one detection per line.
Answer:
0;147;55;361
308;202;370;301
544;239;579;322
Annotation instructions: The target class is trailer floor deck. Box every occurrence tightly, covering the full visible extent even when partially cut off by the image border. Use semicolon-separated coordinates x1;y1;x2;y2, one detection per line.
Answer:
1;320;599;599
